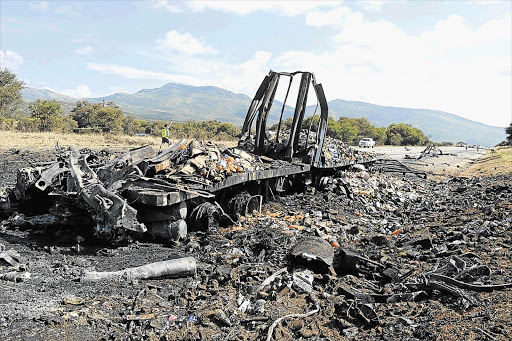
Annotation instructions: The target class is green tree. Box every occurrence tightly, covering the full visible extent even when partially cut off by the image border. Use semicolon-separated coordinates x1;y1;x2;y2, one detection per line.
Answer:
123;115;140;135
386;123;429;146
353;118;373;137
0;117;18;130
71;100;124;132
338;118;357;143
216;122;239;136
389;133;403;146
56;115;78;133
29;99;63;132
372;127;387;145
71;101;96;128
325;117;340;139
0;68;24;118
95;106;123;132
506;123;512;145
16;117;39;132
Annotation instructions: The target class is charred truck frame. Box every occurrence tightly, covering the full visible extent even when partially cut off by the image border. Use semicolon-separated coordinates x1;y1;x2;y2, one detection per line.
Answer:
0;70;375;242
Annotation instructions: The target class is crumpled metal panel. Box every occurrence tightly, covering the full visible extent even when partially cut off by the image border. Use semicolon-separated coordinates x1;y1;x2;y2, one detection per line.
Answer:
291;236;334;267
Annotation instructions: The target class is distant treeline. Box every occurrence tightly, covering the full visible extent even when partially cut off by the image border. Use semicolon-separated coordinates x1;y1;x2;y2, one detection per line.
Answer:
272;116;430;146
2;67;435;145
0;98;241;141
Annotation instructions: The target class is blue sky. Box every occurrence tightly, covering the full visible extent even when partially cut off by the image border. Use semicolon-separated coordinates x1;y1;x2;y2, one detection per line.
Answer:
1;0;510;127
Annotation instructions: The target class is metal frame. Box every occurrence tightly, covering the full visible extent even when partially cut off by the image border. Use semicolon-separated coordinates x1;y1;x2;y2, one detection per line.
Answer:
240;71;329;167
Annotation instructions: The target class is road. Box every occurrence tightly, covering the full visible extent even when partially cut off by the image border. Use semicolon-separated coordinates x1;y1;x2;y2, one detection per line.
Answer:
352;145;488;178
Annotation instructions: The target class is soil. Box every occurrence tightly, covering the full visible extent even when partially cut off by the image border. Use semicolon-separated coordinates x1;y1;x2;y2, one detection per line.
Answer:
0;148;511;341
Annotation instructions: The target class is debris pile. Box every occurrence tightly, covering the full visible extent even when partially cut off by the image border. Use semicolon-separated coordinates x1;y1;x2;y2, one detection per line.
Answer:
0;141;279;241
322;135;374;165
405;143;443;160
238;129;375;165
1;144;511;340
0;136;376;244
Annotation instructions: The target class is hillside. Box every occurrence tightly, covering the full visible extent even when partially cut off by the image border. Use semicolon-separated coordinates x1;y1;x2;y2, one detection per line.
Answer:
316;100;505;146
21;84;506;146
88;83;254;122
21;88;76;102
88;83;295;124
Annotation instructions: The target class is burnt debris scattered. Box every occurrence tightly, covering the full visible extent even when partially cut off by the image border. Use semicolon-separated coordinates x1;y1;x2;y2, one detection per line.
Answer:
0;70;510;340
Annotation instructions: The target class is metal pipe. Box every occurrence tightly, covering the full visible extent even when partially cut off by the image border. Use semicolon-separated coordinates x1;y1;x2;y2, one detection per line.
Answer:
276;75;294;143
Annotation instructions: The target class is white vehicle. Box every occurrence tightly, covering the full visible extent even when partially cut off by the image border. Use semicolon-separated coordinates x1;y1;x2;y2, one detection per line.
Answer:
359;138;375;148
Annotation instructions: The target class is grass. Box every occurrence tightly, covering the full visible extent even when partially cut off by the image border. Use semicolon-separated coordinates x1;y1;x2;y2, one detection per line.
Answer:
459;146;512;177
0;130;237;150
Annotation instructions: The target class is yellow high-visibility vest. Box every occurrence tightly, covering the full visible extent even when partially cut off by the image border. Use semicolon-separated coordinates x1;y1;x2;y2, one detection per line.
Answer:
161;128;168;137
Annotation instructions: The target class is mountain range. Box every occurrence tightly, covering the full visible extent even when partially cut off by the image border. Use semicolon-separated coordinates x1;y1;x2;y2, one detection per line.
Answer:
21;83;506;146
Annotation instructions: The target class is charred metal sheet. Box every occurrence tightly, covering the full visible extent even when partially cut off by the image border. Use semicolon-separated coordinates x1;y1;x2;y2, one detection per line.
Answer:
285;72;311;160
96;146;153;186
34;161;68;191
67;149;146;237
123;178;214;205
241;75;272;136
254;72;279;155
312;83;328;167
15;167;44;199
290;236;334;271
148;139;186;163
9;213;70;227
208;164;310;192
147;219;187;241
135;202;187;223
0;187;11;211
314;156;378;170
139;139;187;175
369;158;426;178
123;188;172;206
107;145;154;167
81;183;146;234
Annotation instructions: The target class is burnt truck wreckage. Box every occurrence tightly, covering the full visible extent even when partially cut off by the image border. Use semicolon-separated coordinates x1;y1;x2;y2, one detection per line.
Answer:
1;71;377;242
2;71;512;340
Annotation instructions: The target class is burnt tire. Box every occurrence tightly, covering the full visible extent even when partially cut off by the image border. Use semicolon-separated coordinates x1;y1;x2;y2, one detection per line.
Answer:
227;191;252;219
188;202;222;232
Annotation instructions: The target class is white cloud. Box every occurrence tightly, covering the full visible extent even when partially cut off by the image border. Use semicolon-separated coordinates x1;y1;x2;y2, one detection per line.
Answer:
87;50;272;94
87;6;511;127
153;0;340;16
0;50;24;70
152;0;182;13
297;9;512;127
360;1;385;12
306;6;354;27
470;1;502;5
72;34;92;43
87;63;177;80
60;84;92;98
157;30;217;55
54;3;82;16
75;46;93;55
28;1;48;12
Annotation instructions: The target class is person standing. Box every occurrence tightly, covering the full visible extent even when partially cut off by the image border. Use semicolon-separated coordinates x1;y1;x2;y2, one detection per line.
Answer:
160;124;170;152
162;124;170;144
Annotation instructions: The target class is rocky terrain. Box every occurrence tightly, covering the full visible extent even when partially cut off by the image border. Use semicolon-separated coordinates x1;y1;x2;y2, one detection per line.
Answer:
0;147;511;341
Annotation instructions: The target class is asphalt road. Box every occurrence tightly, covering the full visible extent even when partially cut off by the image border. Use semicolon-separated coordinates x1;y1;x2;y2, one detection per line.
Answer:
352;145;488;177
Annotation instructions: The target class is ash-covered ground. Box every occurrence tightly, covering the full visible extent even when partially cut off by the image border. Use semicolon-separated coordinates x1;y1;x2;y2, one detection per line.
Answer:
0;148;511;341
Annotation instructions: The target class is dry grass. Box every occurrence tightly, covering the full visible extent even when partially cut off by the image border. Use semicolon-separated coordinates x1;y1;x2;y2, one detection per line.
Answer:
0;130;160;149
0;130;237;150
459;146;512;177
